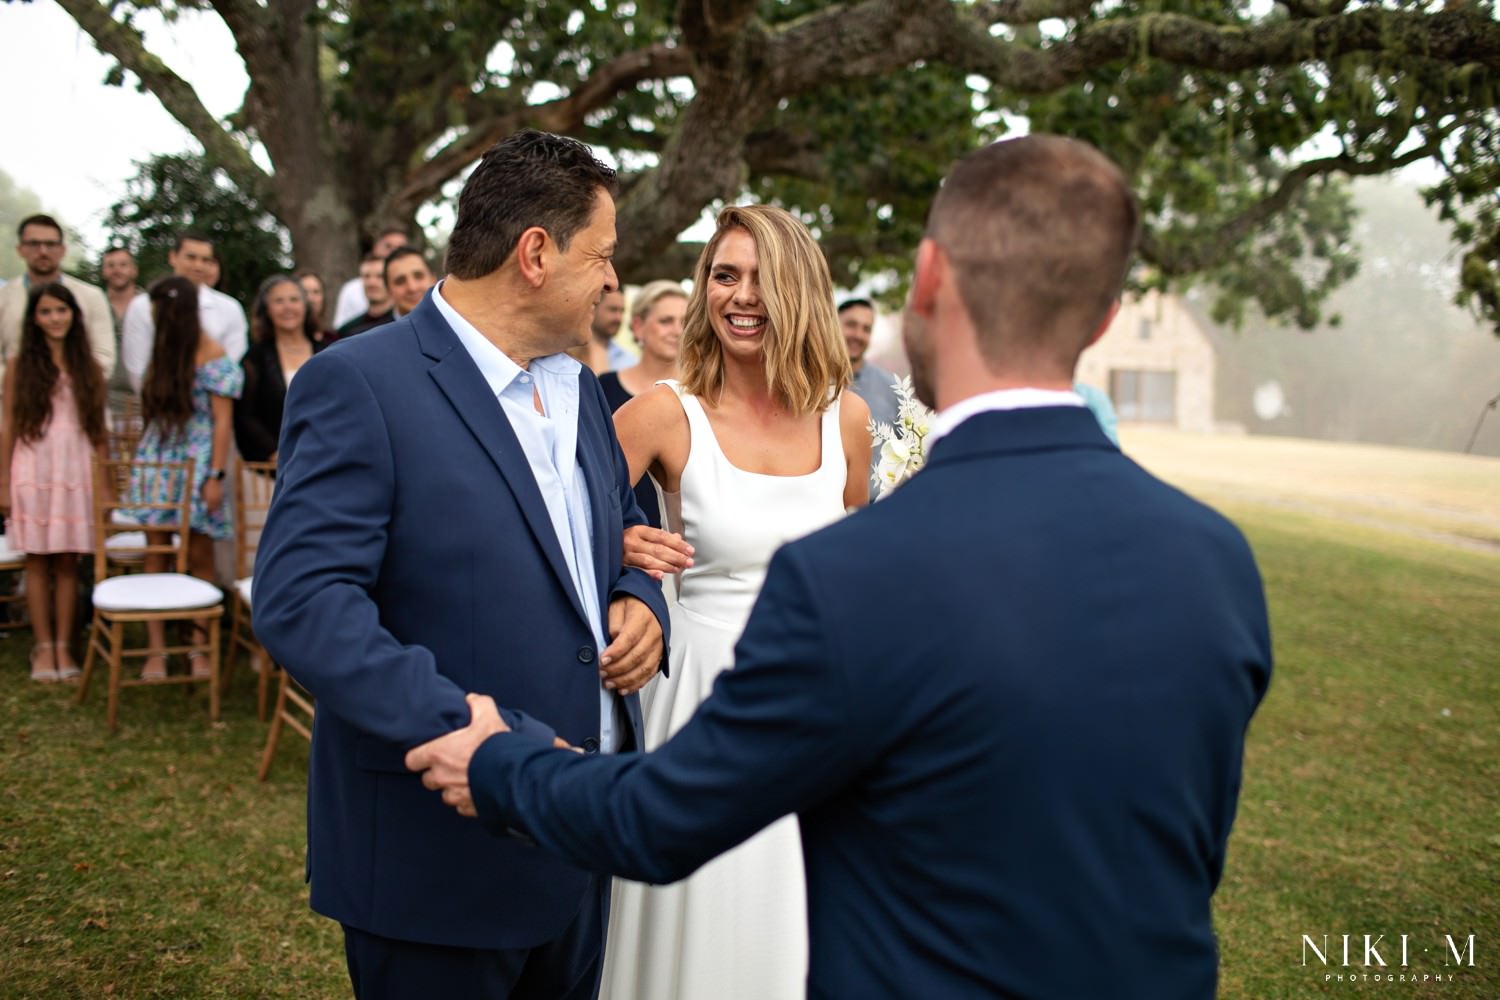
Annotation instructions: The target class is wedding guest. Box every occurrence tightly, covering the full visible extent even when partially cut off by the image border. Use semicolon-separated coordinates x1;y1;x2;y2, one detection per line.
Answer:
839;297;899;501
334;254;396;339
0;215;115;391
583;288;632;374
131;276;242;680
121;231;248;392
0;284;108;682
1075;381;1121;445
332;226;408;328
234;275;322;463
384;246;435;318
594;206;869;1000
101;246;143;330
598;280;687;528
294;269;335;342
410;135;1273;999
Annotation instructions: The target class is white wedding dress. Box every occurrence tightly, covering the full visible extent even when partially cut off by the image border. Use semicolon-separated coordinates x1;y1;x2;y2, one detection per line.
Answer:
600;381;849;1000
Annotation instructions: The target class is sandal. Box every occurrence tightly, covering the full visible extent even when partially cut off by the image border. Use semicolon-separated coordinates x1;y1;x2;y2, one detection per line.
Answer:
29;642;59;683
188;652;212;681
140;652;168;681
54;644;81;682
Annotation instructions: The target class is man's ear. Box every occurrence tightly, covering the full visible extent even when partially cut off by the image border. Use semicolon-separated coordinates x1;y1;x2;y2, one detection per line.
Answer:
514;228;549;288
909;239;943;317
1086;299;1121;349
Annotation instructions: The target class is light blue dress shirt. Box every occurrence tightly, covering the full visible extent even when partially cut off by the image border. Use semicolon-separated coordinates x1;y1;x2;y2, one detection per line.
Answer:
433;284;620;752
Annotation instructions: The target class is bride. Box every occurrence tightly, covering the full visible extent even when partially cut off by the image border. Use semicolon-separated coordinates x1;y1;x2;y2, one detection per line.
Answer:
601;205;871;1000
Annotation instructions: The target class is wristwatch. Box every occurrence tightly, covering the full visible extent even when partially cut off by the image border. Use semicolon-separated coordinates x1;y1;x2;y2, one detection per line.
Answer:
207;468;227;481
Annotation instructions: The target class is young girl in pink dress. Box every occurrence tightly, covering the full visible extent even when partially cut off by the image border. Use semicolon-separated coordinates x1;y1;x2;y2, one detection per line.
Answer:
0;283;108;682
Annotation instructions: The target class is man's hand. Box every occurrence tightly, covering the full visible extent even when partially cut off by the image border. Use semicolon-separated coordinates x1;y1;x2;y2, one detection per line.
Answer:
623;525;693;580
601;594;665;695
405;694;511;817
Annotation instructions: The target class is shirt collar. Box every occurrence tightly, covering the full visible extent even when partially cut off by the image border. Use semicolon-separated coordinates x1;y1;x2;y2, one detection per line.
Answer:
432;280;580;398
925;387;1083;451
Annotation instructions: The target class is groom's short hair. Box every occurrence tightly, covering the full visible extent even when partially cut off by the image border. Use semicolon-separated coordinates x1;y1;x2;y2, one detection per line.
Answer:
445;130;619;281
927;135;1139;377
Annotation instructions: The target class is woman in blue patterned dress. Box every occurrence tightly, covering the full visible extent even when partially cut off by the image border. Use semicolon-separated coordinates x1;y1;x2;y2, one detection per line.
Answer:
132;276;243;679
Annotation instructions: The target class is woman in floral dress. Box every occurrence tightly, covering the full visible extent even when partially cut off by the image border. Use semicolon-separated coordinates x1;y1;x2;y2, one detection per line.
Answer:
131;276;243;679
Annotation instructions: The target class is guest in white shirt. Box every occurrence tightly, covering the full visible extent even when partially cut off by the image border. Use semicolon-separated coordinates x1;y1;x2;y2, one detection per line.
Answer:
121;232;248;392
332;227;408;328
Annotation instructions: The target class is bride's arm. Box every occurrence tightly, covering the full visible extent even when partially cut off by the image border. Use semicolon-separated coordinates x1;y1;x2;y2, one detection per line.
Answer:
839;391;873;510
614;385;694;577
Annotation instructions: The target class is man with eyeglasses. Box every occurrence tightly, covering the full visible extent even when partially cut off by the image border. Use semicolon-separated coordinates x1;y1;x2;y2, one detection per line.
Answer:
0;214;116;391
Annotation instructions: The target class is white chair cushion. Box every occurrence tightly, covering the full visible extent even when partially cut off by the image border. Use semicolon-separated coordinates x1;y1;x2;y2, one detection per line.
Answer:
106;531;148;556
0;534;25;565
93;573;223;612
234;576;253;607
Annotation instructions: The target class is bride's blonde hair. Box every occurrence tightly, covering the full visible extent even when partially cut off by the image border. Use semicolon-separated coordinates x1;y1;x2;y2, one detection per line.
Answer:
679;205;850;416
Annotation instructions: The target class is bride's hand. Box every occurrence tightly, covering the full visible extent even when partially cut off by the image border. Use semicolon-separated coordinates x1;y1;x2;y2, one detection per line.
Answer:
623;525;694;580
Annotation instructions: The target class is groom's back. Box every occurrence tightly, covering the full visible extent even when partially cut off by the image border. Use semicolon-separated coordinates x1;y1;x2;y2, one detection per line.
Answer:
775;406;1271;998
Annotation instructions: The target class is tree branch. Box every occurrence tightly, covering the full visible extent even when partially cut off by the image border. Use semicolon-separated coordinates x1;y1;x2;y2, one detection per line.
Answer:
976;0;1096;26
945;8;1500;94
769;3;1499;99
389;42;693;212
54;0;269;194
1143;141;1451;274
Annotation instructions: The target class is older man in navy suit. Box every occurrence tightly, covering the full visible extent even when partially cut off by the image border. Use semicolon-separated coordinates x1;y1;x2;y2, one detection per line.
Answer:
409;135;1271;998
253;131;669;1000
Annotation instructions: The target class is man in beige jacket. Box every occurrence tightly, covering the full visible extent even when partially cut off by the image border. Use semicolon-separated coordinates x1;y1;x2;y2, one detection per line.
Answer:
0;214;116;386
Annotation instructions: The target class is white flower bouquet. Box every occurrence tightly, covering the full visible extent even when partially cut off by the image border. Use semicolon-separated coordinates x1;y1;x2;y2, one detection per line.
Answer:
869;375;934;499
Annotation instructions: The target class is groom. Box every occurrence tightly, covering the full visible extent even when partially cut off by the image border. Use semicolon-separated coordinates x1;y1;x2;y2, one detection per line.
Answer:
409;135;1272;997
253;131;669;999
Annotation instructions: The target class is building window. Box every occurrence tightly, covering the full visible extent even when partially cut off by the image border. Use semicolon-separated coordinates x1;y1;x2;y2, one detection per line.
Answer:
1110;370;1176;422
1138;318;1152;340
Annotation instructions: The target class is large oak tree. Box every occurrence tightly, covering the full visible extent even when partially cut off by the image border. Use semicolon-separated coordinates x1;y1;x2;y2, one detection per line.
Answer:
44;0;1500;331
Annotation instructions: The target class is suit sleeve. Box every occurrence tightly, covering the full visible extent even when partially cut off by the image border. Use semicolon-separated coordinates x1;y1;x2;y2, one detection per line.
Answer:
251;350;473;745
469;544;873;883
593;376;670;671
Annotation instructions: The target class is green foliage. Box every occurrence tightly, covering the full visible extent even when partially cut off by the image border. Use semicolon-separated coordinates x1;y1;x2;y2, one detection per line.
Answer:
68;0;1500;333
0;169;46;282
751;66;992;303
1424;113;1500;328
101;153;291;307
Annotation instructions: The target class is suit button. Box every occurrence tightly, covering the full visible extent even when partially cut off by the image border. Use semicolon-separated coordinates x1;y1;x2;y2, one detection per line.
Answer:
577;646;595;664
581;737;600;754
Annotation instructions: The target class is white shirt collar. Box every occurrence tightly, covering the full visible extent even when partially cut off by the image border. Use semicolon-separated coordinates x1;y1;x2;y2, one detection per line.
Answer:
432;280;580;397
925;387;1083;451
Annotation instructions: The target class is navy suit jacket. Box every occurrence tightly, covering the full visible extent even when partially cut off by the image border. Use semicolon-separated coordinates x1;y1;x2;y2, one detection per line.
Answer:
252;292;670;950
467;406;1272;997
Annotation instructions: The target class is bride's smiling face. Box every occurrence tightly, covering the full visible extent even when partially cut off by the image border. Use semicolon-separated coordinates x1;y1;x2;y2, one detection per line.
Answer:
705;228;769;362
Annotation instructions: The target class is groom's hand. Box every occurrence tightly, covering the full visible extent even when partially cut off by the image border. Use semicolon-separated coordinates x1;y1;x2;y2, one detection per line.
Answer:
406;693;511;817
601;594;664;695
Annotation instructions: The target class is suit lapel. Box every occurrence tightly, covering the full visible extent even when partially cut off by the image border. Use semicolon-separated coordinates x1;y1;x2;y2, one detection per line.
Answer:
414;301;590;626
575;374;615;607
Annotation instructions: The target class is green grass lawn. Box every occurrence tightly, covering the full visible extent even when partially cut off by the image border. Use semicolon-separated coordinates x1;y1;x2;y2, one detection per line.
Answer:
1;502;1497;997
